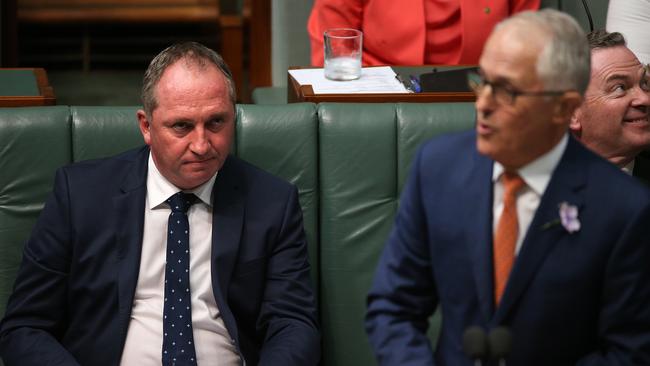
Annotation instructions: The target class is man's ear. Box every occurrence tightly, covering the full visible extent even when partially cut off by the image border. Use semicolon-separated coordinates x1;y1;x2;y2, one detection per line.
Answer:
137;109;152;145
569;110;582;137
553;91;582;126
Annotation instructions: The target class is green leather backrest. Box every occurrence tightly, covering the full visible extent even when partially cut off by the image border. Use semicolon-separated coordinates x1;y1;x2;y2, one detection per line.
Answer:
71;106;144;161
235;103;319;290
0;106;72;318
318;102;475;366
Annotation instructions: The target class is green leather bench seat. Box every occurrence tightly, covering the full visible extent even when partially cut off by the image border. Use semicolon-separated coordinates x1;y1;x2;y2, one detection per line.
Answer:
0;106;72;321
318;103;475;365
0;102;475;365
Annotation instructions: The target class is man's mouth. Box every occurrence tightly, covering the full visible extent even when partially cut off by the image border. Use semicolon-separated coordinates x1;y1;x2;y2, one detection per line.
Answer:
476;120;494;136
184;157;215;165
623;115;649;124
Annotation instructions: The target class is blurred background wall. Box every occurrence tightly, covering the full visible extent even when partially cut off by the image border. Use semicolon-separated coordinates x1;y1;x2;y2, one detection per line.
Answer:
271;0;312;87
0;0;612;106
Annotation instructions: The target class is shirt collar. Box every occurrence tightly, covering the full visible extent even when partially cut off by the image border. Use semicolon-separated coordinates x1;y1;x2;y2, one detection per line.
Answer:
622;159;635;175
147;152;218;209
492;133;568;196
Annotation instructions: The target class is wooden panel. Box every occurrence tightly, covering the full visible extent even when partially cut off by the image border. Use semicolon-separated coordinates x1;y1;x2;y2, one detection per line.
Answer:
19;8;219;23
220;15;244;101
18;1;220;23
16;0;247;102
248;0;272;89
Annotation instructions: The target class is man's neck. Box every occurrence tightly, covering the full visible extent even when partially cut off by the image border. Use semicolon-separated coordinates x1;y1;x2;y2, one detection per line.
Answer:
609;154;636;169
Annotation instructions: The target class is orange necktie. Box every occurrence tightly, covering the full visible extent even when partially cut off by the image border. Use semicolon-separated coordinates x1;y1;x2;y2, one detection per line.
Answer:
493;172;525;306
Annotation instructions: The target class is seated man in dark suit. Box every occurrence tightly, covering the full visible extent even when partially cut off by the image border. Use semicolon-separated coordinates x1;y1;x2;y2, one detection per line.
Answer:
366;9;650;366
0;42;320;366
571;30;650;181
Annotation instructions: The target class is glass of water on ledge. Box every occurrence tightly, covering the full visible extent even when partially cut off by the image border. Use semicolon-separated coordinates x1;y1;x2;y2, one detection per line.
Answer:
324;28;363;81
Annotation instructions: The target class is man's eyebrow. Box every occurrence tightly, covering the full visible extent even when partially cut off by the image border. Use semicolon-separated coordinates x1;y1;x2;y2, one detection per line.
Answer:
168;118;194;125
206;112;229;121
604;73;631;84
477;69;514;86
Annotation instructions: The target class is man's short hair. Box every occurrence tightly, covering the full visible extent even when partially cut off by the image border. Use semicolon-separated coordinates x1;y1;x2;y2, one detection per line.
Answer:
587;30;627;50
496;9;591;95
141;42;236;116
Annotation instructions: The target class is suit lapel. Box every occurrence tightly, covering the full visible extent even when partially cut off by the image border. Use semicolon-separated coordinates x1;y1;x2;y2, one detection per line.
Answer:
209;157;245;340
113;148;148;342
463;149;496;322
494;138;586;323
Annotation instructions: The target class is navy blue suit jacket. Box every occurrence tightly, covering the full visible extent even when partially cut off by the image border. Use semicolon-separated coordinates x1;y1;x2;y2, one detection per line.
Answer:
0;146;319;365
366;131;650;365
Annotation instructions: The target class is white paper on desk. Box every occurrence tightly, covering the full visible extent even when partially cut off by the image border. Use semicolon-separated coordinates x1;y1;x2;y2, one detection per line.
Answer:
288;66;409;94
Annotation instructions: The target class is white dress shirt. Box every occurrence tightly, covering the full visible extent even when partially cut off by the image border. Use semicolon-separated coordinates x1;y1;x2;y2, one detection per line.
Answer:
623;159;635;175
120;153;240;365
492;134;568;255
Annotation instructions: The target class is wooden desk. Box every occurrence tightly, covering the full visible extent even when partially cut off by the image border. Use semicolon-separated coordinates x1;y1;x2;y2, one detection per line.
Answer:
0;68;56;107
288;66;476;103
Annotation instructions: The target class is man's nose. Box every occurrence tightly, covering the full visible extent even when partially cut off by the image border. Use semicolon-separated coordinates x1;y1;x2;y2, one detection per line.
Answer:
190;128;209;155
631;85;650;108
475;85;496;118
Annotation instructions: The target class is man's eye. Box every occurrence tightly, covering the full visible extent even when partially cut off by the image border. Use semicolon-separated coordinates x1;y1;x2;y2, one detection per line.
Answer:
172;123;191;131
493;84;515;96
207;119;224;130
640;78;650;92
611;84;627;95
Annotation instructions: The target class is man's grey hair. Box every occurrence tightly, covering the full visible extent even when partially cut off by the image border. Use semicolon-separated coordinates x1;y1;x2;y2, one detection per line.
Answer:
496;9;591;95
587;29;626;50
141;42;236;116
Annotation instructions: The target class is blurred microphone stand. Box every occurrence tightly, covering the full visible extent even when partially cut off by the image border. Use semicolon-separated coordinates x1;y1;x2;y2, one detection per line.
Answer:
488;326;512;366
463;326;488;366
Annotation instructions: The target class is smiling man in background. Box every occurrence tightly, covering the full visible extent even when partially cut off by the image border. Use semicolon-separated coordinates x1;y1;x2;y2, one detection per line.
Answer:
571;30;650;180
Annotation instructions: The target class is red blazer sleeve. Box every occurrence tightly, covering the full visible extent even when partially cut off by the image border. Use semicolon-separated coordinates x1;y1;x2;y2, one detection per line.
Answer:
510;0;541;12
307;0;364;66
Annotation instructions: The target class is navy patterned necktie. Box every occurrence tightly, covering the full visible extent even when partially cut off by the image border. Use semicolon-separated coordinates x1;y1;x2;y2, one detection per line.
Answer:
162;192;199;366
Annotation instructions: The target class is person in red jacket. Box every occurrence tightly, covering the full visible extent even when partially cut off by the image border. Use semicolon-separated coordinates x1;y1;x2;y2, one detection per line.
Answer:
308;0;540;66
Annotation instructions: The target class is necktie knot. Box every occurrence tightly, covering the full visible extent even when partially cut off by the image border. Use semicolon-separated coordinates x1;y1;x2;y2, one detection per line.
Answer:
502;172;525;199
166;192;198;213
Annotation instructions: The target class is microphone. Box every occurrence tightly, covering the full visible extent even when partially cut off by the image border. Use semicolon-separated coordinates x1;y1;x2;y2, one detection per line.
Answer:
463;326;488;366
488;326;512;366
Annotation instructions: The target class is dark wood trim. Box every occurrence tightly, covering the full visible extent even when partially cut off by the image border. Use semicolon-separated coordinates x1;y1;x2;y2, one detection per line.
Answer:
288;68;476;104
248;0;271;90
16;0;222;23
220;14;244;102
33;67;55;101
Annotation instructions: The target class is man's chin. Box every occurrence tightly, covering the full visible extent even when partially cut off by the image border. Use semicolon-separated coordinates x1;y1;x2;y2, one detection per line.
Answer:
176;170;218;190
476;137;493;157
